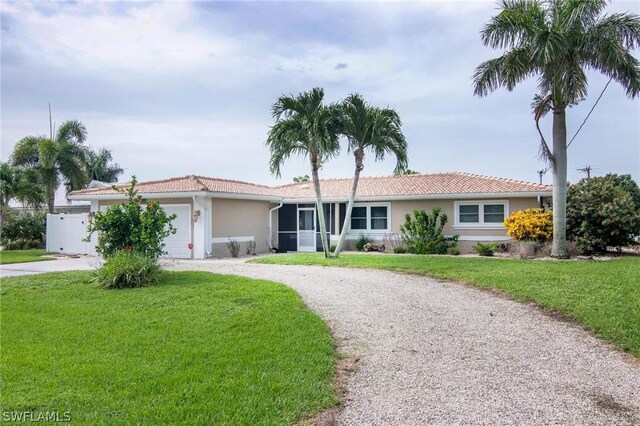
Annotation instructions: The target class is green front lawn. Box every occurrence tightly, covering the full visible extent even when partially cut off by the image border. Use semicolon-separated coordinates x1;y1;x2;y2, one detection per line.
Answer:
0;249;53;265
253;253;640;357
1;271;337;424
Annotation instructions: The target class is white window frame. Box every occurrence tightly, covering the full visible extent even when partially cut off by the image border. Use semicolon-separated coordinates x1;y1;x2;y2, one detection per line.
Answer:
348;203;391;234
453;200;508;229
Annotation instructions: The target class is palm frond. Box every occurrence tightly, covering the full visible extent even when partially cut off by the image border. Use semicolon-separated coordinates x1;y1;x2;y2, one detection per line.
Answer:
561;0;608;32
10;136;48;167
482;0;546;49
56;120;87;145
473;47;537;96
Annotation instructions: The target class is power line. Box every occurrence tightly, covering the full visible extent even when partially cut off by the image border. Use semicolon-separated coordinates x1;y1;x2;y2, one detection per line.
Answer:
567;77;613;148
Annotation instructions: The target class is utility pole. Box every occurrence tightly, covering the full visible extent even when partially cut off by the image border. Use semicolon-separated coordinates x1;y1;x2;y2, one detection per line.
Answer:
49;102;53;139
537;169;546;184
577;165;592;179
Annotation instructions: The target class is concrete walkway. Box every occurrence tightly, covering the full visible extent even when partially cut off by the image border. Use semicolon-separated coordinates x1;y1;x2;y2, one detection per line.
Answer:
0;256;98;277
169;258;640;425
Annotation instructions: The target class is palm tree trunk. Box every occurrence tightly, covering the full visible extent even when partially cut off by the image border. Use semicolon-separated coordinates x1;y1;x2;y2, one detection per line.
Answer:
310;155;330;258
551;108;569;258
334;149;364;257
47;187;55;214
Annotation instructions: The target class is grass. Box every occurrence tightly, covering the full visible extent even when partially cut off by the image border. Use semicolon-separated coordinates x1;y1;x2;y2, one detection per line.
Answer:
253;253;640;358
0;271;337;425
0;249;53;265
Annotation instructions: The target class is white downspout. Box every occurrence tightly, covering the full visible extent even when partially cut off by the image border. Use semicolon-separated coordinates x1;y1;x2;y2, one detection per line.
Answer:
269;200;284;251
193;196;212;257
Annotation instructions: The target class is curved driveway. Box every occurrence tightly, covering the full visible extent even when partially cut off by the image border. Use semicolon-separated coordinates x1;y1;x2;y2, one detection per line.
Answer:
171;258;640;425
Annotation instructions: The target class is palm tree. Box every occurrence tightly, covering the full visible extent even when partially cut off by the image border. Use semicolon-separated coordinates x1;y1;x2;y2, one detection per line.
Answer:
85;147;124;183
473;0;640;258
266;88;342;257
333;94;408;257
11;120;90;213
0;162;44;233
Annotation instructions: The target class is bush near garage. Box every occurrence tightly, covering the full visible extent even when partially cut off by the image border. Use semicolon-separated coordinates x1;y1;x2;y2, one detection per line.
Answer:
92;250;162;289
1;211;46;250
85;176;176;259
567;174;640;254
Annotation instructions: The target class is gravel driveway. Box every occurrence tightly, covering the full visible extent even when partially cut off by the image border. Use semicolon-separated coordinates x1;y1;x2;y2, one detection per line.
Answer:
170;258;640;425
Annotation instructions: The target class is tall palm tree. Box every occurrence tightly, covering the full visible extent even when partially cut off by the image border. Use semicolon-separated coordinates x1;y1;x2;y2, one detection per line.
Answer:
473;0;640;257
266;88;342;257
333;94;408;257
11;120;90;213
85;147;124;183
0;162;44;233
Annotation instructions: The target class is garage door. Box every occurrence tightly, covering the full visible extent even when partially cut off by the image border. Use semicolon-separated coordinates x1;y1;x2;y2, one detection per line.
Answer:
161;204;192;259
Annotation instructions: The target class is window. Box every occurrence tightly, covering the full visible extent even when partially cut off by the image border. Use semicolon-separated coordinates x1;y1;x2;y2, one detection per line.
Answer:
454;201;508;228
370;206;388;230
350;207;367;230
349;204;390;232
459;205;479;223
483;204;505;223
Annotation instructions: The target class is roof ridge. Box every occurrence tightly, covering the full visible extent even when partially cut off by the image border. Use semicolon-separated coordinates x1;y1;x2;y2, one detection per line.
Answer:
455;172;547;187
194;175;274;189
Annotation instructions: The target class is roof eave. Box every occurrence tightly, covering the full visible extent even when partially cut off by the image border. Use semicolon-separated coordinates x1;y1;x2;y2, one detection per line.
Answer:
282;191;552;203
68;191;282;202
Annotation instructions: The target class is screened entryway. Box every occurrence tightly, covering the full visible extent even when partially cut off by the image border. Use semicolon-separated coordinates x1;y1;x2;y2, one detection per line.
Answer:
297;207;316;252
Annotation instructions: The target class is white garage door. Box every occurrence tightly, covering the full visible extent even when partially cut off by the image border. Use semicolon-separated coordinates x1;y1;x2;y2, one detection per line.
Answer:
161;204;192;259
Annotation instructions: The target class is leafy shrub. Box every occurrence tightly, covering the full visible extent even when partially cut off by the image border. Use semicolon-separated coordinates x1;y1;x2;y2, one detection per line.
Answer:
92;250;161;289
447;246;461;256
85;177;176;259
355;234;374;251
567;174;640;253
227;239;240;257
1;212;46;249
329;244;337;252
246;240;257;255
393;245;408;254
503;208;552;242
473;242;498;257
399;208;458;254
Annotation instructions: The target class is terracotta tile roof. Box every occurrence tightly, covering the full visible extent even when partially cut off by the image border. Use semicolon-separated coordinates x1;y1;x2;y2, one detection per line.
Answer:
70;175;278;197
276;172;552;199
70;172;551;199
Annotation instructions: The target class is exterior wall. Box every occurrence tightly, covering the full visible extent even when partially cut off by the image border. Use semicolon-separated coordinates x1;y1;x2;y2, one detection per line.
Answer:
390;197;539;237
345;197;541;253
211;198;275;257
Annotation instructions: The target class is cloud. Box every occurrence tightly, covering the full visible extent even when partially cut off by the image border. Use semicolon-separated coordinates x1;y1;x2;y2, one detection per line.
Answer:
1;0;638;186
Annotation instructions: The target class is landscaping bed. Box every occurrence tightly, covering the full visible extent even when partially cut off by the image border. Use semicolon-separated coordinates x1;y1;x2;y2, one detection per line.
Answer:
0;270;337;424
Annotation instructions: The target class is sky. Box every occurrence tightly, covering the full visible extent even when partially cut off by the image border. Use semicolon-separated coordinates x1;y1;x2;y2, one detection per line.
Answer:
2;0;639;186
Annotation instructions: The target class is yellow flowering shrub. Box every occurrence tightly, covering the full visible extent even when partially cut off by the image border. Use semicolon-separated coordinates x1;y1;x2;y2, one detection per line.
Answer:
503;208;552;242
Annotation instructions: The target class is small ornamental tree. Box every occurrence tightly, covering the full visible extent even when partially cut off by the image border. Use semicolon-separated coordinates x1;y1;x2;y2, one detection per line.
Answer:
503;208;553;242
567;174;640;254
399;207;457;255
85;177;176;258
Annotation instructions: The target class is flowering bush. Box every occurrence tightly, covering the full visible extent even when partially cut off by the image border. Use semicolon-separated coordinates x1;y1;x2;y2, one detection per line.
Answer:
503;208;552;242
567;174;640;253
85;176;176;259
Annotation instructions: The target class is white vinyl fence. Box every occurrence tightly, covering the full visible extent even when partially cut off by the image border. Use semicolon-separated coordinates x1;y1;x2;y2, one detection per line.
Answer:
46;213;92;255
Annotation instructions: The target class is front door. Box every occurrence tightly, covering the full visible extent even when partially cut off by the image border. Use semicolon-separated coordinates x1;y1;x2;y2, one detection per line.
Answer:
297;207;316;252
